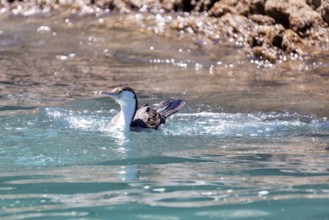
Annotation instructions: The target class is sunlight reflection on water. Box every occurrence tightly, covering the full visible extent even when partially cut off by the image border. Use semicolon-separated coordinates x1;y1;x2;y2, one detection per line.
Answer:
0;102;329;218
1;12;329;220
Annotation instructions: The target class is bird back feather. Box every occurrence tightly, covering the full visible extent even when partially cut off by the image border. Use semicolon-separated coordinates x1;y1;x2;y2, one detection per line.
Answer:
155;99;185;118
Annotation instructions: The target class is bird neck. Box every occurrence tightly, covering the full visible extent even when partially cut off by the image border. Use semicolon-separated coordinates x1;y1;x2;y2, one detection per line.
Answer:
117;99;137;129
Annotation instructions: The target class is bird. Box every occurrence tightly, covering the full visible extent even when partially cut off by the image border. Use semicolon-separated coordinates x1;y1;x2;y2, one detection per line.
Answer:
101;86;185;130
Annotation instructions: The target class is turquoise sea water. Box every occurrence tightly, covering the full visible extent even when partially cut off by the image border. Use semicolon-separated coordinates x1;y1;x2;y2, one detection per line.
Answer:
1;99;329;219
1;13;329;219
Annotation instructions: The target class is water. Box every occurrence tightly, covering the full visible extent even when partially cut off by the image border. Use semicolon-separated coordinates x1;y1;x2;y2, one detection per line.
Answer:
1;104;329;219
1;12;329;219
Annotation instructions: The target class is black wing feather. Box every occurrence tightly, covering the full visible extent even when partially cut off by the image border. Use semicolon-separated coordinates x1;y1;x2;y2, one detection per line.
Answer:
131;99;185;130
155;99;185;118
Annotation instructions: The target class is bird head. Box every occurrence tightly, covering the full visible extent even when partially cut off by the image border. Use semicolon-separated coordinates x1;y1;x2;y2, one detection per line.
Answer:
102;86;137;108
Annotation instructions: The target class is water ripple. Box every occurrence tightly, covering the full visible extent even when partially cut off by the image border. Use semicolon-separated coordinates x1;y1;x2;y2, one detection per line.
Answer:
164;111;326;137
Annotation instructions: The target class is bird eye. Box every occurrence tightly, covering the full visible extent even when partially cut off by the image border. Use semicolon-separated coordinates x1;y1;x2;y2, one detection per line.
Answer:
115;88;122;93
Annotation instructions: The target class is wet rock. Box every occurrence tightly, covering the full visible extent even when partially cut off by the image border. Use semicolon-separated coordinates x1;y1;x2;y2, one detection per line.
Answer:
318;1;329;24
250;14;275;25
249;0;265;15
93;0;116;10
306;0;321;9
281;29;305;55
207;0;327;62
252;46;279;63
2;0;329;63
161;0;212;12
221;13;254;31
161;0;176;11
209;0;250;17
221;13;254;40
248;24;284;62
190;0;217;12
265;0;324;34
248;24;305;62
208;0;264;17
249;24;285;47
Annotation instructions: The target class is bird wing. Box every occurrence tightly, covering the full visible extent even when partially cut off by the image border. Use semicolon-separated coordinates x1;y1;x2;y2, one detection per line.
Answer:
155;99;185;118
131;103;165;129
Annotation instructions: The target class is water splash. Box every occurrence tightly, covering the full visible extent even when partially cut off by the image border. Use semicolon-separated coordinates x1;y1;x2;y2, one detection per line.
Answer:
45;107;327;139
45;107;131;145
163;112;324;137
45;107;107;130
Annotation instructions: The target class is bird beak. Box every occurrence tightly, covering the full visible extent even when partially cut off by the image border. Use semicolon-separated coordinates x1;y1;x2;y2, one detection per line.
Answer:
100;91;120;98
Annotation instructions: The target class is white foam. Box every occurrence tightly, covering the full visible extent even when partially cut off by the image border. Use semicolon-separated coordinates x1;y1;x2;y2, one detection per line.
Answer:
163;112;320;137
45;108;131;145
45;108;324;138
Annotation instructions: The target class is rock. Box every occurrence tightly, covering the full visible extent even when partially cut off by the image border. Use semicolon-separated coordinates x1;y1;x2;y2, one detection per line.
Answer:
252;46;279;63
248;24;284;48
265;0;324;34
191;0;218;12
250;14;275;25
248;23;304;62
94;0;115;10
221;13;254;40
3;0;329;63
249;25;276;49
281;29;304;55
207;0;264;17
318;1;329;24
161;0;175;11
249;0;265;14
161;0;187;11
209;0;251;17
306;0;321;9
164;0;213;12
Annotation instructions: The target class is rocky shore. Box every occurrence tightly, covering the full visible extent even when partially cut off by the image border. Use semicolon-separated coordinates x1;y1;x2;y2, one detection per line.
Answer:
1;0;329;63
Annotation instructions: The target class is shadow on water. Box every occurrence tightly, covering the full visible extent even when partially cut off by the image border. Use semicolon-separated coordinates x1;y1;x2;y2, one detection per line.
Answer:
0;105;36;112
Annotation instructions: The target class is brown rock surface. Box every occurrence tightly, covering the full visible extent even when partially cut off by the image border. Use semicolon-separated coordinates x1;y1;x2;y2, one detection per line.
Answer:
306;0;321;9
209;0;251;17
2;0;329;63
265;0;324;33
318;1;329;24
250;14;275;25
